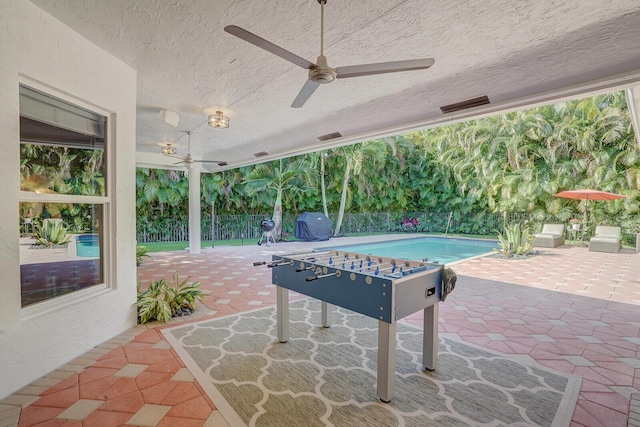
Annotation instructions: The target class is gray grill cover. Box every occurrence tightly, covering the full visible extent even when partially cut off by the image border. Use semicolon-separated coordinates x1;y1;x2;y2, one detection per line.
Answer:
295;212;332;241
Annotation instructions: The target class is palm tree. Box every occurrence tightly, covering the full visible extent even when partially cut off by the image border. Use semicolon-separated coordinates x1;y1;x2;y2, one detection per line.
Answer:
136;168;188;216
244;158;316;240
320;151;329;217
332;140;390;236
201;168;251;214
306;151;330;217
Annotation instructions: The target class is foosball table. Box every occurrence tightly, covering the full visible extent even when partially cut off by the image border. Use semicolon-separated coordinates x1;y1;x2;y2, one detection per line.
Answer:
255;249;455;402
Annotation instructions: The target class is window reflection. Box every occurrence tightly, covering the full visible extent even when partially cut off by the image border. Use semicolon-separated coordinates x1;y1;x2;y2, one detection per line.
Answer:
19;203;104;307
19;86;106;197
19;85;108;307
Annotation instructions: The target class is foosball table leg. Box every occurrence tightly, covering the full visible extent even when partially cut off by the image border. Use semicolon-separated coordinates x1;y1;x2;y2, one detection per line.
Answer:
321;301;332;327
277;286;289;343
422;303;439;371
376;320;397;402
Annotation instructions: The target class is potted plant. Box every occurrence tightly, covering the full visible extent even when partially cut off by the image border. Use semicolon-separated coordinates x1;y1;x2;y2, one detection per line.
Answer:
32;220;71;248
569;218;581;230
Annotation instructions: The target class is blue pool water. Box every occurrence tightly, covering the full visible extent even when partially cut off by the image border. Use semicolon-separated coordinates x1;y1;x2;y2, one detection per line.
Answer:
76;234;100;257
325;236;497;264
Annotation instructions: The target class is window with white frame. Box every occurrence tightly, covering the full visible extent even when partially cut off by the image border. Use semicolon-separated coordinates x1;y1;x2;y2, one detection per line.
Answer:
19;84;109;307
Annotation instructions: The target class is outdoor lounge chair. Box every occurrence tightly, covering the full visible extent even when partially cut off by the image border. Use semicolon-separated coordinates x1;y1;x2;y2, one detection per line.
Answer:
533;224;565;248
588;225;621;253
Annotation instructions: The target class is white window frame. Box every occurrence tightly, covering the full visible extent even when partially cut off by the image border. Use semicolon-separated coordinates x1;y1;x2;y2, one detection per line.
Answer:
18;78;115;319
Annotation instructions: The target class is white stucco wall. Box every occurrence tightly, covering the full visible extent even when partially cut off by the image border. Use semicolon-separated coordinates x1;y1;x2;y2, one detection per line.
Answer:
0;0;137;399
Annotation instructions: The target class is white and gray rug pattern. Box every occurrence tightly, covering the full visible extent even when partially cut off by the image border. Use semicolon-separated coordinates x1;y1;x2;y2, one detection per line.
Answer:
165;299;581;427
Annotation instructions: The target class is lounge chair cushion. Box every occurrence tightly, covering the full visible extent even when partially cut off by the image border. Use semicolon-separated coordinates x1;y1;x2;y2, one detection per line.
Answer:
591;226;621;239
588;226;621;253
539;224;565;236
534;224;565;248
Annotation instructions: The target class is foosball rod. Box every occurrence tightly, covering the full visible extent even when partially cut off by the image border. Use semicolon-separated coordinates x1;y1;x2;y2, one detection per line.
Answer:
301;254;391;269
252;250;336;267
306;259;399;276
253;257;289;267
305;272;338;282
288;253;344;267
301;253;382;268
268;259;294;268
297;252;352;264
334;259;396;272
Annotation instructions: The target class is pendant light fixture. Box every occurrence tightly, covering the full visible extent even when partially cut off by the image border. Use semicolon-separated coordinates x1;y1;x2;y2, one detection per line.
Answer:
208;110;229;128
161;144;177;155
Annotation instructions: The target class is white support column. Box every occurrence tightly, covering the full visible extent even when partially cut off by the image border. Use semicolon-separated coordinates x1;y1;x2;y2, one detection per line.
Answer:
626;87;640;150
188;164;201;254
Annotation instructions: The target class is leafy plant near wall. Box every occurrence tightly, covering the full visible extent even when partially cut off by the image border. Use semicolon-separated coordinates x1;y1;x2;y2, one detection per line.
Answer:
136;273;204;324
136;244;150;266
33;220;71;247
495;223;534;258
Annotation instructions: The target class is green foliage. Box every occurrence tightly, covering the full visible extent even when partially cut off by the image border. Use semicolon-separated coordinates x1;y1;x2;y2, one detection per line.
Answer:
169;273;204;311
495;223;535;258
133;90;639;240
244;157;317;239
136;244;150;266
21;143;105;197
136;278;173;324
33;220;71;247
136;273;204;324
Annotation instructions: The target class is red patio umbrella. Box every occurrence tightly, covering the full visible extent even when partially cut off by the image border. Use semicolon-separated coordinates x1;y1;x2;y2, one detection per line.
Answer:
554;189;626;230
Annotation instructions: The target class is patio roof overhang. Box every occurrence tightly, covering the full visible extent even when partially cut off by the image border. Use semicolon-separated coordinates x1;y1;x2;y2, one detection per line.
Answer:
27;0;640;172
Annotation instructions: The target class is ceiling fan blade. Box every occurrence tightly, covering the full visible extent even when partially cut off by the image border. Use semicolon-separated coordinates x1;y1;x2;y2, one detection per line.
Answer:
335;58;435;79
192;159;227;164
224;25;316;70
291;79;321;108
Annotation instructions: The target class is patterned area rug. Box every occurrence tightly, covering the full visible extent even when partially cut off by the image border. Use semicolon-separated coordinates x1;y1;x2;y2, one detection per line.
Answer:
164;299;581;427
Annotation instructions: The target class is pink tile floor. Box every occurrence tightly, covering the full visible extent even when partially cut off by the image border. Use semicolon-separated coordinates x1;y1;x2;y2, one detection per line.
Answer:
2;235;640;426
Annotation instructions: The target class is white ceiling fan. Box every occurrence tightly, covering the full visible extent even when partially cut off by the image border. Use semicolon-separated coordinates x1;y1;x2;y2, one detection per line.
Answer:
162;131;227;167
224;0;435;108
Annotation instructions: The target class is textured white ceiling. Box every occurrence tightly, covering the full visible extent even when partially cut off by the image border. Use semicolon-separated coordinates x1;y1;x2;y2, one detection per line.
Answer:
29;0;640;171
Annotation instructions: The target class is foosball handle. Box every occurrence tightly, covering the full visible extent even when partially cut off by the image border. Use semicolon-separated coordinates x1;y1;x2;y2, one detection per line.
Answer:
268;260;293;268
253;261;266;266
306;272;337;282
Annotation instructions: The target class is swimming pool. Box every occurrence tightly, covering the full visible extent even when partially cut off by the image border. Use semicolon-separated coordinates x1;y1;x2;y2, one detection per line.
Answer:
75;234;100;258
324;236;497;264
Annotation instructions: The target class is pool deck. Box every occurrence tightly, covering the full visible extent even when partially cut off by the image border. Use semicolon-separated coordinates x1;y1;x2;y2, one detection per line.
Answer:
2;234;640;426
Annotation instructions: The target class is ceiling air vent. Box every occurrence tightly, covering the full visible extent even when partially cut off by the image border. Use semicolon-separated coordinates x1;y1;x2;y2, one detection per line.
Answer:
254;151;269;158
317;131;342;142
440;95;490;114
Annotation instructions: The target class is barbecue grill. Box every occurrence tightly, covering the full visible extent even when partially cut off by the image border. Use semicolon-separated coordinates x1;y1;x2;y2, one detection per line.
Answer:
257;219;276;246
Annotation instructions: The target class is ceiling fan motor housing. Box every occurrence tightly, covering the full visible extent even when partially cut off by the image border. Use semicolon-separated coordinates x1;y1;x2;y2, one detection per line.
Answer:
309;55;336;84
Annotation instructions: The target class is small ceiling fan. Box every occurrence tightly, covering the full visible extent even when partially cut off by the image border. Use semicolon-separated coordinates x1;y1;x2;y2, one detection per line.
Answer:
224;0;435;108
162;131;227;167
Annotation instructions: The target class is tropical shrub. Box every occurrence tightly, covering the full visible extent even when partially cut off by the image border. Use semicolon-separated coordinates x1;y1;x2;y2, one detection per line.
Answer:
169;273;204;314
33;220;71;247
133;91;638;242
137;278;172;324
495;223;534;258
136;273;204;324
136;244;150;266
400;216;421;231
